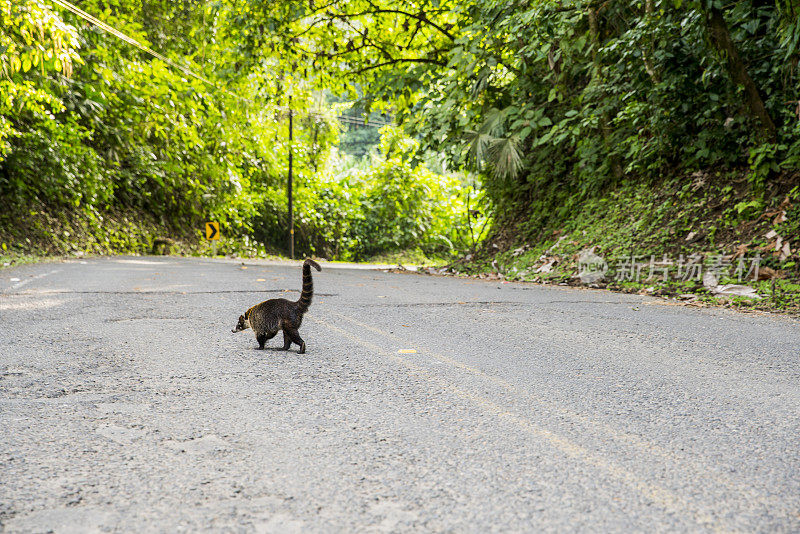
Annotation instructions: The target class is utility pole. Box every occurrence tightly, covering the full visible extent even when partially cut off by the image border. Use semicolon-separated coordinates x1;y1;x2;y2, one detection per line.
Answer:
287;94;294;260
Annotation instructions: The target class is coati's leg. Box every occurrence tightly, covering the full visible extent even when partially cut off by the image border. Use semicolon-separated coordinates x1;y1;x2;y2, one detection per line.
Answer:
282;330;291;350
286;329;306;354
257;331;277;350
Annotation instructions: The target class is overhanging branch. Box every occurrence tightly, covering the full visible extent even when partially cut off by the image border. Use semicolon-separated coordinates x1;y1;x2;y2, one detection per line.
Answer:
349;57;446;75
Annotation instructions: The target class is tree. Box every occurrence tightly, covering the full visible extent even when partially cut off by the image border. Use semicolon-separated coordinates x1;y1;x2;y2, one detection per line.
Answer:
0;0;81;159
704;4;777;140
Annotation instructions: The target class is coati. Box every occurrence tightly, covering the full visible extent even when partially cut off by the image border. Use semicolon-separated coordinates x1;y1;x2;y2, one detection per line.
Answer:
232;259;322;353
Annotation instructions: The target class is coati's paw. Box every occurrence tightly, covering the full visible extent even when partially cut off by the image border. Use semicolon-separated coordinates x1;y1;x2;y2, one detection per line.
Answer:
299;342;306;354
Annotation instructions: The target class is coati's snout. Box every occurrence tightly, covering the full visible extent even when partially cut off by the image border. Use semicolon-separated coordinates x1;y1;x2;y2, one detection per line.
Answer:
232;314;249;333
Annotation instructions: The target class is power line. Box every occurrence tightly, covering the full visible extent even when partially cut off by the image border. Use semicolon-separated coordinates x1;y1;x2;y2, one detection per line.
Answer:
51;0;389;129
274;106;388;128
335;114;388;128
50;0;254;104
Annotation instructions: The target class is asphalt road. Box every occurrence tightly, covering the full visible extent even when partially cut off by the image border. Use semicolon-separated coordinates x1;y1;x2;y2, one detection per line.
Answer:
1;256;799;532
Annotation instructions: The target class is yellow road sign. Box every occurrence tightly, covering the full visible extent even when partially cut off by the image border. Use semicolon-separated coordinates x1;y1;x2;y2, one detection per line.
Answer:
205;222;220;240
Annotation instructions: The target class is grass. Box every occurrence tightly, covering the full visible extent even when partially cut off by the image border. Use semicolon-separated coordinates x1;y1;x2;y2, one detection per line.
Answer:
454;172;799;315
0;252;60;269
4;171;796;316
362;248;451;267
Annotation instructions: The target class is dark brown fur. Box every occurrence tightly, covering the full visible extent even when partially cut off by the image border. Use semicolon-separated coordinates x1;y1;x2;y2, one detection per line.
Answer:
232;259;321;353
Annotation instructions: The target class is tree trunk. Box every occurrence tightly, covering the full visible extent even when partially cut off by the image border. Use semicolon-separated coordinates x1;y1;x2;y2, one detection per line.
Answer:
706;7;777;140
641;0;661;84
589;9;623;179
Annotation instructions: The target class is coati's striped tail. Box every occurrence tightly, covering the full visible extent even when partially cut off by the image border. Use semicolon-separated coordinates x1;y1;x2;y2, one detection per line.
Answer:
297;259;321;314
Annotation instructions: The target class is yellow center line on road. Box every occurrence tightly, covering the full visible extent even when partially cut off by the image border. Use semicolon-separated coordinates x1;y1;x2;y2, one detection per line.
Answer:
309;315;722;531
328;311;791;522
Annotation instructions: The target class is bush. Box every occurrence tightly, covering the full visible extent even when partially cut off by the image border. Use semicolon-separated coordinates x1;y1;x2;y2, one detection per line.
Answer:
252;127;479;261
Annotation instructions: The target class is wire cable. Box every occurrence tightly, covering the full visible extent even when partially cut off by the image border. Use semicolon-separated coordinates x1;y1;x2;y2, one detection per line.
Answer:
49;0;388;127
50;0;241;100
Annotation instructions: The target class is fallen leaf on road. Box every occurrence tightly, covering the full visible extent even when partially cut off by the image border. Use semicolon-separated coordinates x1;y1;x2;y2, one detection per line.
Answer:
398;349;417;354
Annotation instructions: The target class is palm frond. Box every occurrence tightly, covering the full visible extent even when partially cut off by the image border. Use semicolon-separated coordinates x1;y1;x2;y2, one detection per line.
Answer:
471;69;490;99
480;107;506;136
463;129;495;168
488;136;524;180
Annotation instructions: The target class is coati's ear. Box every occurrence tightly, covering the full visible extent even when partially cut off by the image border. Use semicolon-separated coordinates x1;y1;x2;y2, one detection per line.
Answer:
243;310;250;319
239;314;246;323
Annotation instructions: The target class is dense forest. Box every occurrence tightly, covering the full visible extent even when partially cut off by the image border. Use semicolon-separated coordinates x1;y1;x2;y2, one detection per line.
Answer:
1;0;798;297
0;0;486;262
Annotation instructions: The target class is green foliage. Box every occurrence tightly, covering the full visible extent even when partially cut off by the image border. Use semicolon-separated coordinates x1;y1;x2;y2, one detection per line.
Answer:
747;143;786;192
339;125;380;158
734;199;763;218
1;0;285;249
3;0;797;270
254;126;482;261
5;117;111;209
236;0;800;227
350;158;456;258
0;0;81;157
330;96;384;158
461;175;798;312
